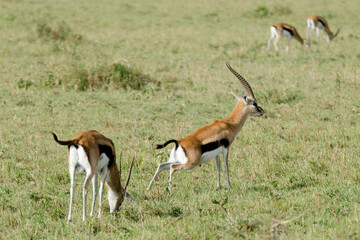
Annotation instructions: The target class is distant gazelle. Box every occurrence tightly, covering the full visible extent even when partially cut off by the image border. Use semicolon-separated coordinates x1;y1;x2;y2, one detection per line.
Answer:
51;130;135;223
268;23;309;52
307;15;340;43
146;63;264;192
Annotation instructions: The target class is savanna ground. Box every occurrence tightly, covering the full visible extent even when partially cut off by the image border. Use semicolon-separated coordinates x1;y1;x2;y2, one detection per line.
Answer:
1;0;360;239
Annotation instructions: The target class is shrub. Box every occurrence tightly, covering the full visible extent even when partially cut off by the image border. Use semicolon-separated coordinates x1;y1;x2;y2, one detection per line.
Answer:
70;63;158;91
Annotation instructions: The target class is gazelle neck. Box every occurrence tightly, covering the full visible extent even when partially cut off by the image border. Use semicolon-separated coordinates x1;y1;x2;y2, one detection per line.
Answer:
226;101;249;132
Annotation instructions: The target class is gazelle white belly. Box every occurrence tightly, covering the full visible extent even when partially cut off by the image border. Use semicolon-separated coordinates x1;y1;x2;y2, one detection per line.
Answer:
282;29;292;37
95;153;109;173
200;147;223;165
317;21;324;29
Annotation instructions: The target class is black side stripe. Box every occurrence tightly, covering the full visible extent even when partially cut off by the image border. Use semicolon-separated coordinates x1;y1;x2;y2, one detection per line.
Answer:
99;144;114;166
318;19;325;27
201;139;229;154
282;26;293;35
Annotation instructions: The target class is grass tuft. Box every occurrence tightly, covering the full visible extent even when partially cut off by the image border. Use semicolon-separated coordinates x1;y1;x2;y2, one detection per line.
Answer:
245;5;292;18
37;21;82;41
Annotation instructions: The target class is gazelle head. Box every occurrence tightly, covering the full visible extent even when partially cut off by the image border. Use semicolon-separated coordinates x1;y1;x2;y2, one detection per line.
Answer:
108;154;135;213
226;63;264;117
330;28;341;40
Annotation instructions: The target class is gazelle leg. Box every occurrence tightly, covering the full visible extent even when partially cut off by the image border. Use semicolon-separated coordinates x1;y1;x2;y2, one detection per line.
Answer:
168;164;177;192
67;146;78;224
82;171;95;222
268;35;275;50
316;27;320;42
307;19;315;43
146;162;172;190
268;26;278;51
285;35;291;52
90;174;98;216
168;162;195;192
222;149;231;189
98;167;108;217
67;165;76;224
215;155;221;188
273;34;280;52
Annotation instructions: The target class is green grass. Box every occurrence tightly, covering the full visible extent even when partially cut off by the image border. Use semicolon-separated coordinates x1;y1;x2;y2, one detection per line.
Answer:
1;0;360;239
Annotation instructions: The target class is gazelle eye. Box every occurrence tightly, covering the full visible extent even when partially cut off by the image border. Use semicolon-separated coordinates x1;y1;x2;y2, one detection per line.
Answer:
253;102;258;108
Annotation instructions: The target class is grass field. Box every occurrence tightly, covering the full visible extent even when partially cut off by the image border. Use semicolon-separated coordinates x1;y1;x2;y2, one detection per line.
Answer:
1;0;360;239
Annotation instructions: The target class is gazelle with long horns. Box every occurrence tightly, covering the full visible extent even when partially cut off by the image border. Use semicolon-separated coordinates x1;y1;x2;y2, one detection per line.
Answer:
268;23;309;52
147;63;264;192
307;15;340;43
51;130;135;223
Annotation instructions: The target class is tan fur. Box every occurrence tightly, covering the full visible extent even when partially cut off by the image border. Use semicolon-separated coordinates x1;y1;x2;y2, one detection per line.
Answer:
308;15;332;36
176;99;254;165
169;103;250;187
67;130;123;195
51;130;134;223
307;15;339;40
71;131;115;165
272;23;306;45
148;64;264;191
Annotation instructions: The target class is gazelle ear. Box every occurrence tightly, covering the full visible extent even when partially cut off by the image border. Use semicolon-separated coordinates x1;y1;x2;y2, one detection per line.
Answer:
242;92;248;104
231;92;241;101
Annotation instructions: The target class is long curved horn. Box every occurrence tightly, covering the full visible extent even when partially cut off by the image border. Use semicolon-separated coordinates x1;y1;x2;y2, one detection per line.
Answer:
226;63;256;100
120;156;135;205
331;28;340;40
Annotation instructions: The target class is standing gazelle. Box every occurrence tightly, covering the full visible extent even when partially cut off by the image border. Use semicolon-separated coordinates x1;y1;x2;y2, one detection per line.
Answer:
268;23;309;52
307;15;340;43
146;63;264;192
51;130;135;223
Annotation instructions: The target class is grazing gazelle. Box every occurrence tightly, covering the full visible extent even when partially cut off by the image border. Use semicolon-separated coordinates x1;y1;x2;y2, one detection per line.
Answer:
307;15;340;43
51;130;135;223
268;23;309;52
146;63;264;192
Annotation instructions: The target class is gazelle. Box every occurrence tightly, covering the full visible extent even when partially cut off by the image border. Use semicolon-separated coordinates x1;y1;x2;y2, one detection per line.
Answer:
146;63;264;192
307;15;340;43
51;130;135;223
268;23;309;52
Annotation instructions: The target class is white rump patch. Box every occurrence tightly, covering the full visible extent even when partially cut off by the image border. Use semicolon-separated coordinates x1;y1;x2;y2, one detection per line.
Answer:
270;26;277;36
168;146;188;164
69;146;91;174
69;146;110;175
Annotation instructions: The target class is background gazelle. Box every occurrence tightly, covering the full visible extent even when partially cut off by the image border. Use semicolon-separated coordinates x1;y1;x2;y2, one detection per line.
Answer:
307;15;340;43
147;63;264;192
268;23;309;52
51;130;135;223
